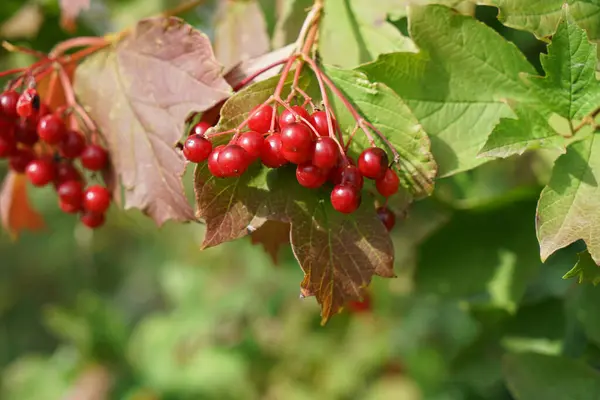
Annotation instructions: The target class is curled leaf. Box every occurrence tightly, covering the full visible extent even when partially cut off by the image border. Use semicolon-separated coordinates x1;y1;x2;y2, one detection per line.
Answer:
0;172;45;239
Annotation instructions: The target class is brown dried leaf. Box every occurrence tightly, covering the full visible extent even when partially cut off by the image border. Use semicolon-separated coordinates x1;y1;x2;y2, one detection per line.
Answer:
224;43;295;89
195;165;394;323
0;172;45;239
75;17;232;225
59;0;90;32
250;220;291;264
214;0;270;71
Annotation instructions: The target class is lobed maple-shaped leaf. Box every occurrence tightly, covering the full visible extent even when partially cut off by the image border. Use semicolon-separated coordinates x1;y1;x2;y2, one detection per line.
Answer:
213;0;270;71
319;0;416;68
537;134;600;263
194;164;394;323
0;172;45;239
479;0;600;41
360;5;536;177
74;17;233;225
563;251;600;285
325;66;437;198
250;220;291;265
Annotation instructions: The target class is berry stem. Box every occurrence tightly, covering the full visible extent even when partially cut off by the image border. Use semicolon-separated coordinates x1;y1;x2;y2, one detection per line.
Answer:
2;41;47;58
273;55;298;99
233;58;289;92
161;0;206;18
50;37;108;58
0;67;27;78
57;64;97;133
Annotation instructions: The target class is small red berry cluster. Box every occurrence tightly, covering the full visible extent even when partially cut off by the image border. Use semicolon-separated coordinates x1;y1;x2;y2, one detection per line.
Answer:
184;103;399;231
0;88;111;229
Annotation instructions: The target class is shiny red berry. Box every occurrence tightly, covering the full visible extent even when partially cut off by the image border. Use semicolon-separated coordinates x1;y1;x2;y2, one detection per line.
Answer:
261;134;287;168
81;145;108;171
332;164;364;190
358;147;389;180
190;121;211;136
218;144;249;177
296;164;327;189
16;88;40;118
248;104;276;134
183;134;212;163
9;148;35;173
0;135;16;158
25;158;55;186
281;123;313;152
59;199;82;214
279;105;310;128
83;185;111;213
80;211;105;229
54;162;82;186
0;117;14;139
331;184;361;214
376;206;396;231
376;168;399;197
37;114;66;144
57;180;83;207
282;147;312;165
0;90;20;119
208;145;226;177
14;118;38;146
237;131;263;161
312;137;339;170
59;130;86;159
308;111;337;137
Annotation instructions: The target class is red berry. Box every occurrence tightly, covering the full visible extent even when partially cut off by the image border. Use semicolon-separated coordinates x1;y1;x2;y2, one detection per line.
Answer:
80;211;105;229
83;185;111;213
376;207;396;231
57;180;84;207
296;163;327;189
376;168;399;197
37;114;66;144
9;148;35;173
237;131;263;161
331;184;361;214
54;162;82;186
281;123;313;153
312;137;339;170
59;130;85;159
183;134;212;163
14;118;38;146
261;134;287;168
80;145;108;171
0;135;16;158
217;144;249;177
0;117;14;139
25;158;55;186
279;105;310;128
358;147;389;180
59;199;82;214
308;111;337;137
190;121;211;136
208;145;226;177
248;104;276;134
16;88;40;118
0;91;20;119
333;164;363;190
282;147;312;164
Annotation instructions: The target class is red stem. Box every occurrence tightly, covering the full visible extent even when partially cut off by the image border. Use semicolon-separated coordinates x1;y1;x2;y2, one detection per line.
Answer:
273;55;299;99
0;67;27;79
50;37;108;57
233;58;289;92
57;64;97;133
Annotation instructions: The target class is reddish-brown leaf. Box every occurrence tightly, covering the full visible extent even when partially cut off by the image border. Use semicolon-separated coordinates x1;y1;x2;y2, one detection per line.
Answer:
74;17;232;225
0;172;45;238
59;0;90;32
214;0;270;71
250;220;291;264
195;165;395;323
224;43;295;89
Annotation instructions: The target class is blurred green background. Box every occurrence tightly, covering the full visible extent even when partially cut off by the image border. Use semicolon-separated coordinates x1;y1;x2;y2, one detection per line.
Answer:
1;1;599;399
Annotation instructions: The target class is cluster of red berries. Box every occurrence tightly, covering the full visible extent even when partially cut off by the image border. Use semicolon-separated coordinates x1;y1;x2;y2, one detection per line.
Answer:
183;104;399;230
0;89;111;229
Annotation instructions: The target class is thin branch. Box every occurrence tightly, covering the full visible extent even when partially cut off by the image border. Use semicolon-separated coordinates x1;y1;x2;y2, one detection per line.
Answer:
233;58;289;92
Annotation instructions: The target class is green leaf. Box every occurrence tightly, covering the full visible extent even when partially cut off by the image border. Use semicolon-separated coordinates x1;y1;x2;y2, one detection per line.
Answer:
503;353;600;400
360;5;536;177
415;200;541;313
194;165;395;323
480;0;600;41
563;250;600;285
536;133;600;262
478;101;566;158
577;284;600;347
319;0;416;68
324;66;437;198
272;0;313;48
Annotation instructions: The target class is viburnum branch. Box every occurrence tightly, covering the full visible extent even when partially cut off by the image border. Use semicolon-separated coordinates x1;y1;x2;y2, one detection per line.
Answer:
293;0;324;54
233;58;289;92
57;63;97;134
50;37;109;58
273;55;299;100
161;0;206;18
2;41;47;58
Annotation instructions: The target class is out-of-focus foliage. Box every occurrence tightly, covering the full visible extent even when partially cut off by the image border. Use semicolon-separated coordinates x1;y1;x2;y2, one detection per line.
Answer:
2;1;600;399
